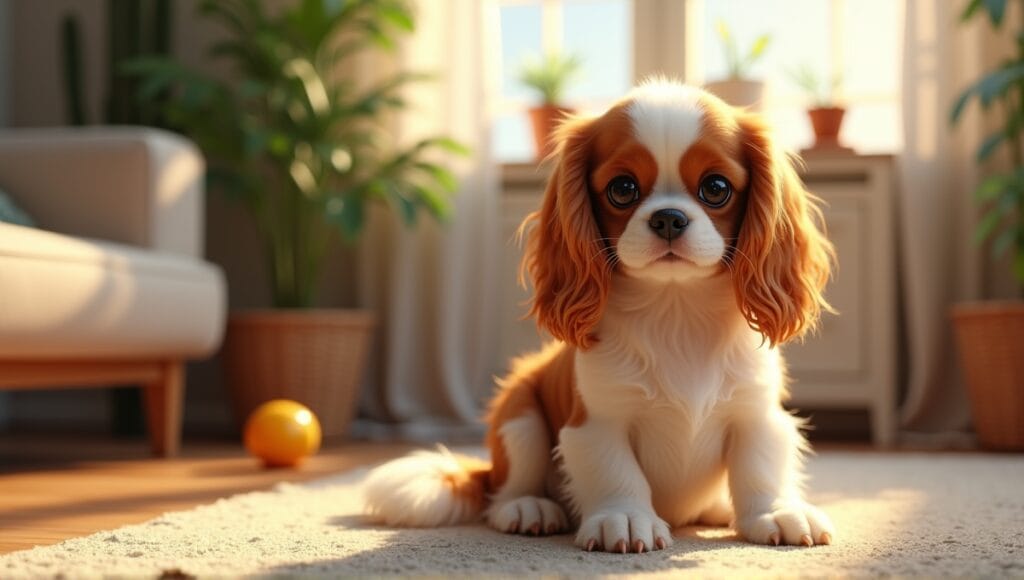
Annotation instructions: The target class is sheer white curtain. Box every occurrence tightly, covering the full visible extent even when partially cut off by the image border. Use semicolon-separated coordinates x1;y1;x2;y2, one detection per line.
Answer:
898;0;1014;439
355;0;501;440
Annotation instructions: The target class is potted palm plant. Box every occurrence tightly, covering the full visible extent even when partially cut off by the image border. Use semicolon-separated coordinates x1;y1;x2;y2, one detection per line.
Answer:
789;64;851;153
518;52;582;160
704;21;770;110
127;0;466;437
949;0;1024;450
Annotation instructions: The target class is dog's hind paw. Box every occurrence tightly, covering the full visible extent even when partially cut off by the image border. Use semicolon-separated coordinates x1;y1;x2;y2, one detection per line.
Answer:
487;496;568;536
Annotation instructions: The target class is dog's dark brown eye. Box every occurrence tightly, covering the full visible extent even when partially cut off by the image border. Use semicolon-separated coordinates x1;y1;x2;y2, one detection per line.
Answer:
698;174;732;208
606;175;640;208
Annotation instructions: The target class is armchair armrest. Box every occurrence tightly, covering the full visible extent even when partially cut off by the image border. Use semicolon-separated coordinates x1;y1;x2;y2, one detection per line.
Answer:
0;127;206;257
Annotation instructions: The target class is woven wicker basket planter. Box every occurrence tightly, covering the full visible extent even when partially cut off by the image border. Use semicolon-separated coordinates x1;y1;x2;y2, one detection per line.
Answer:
223;309;375;438
951;301;1024;451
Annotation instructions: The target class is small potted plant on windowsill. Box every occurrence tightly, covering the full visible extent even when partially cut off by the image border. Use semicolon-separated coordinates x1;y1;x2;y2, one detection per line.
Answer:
518;52;582;160
704;20;770;110
789;64;852;154
127;0;467;438
949;0;1024;450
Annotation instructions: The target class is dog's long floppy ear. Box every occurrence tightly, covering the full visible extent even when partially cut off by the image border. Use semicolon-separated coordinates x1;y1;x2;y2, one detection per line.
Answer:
733;114;835;346
519;116;609;350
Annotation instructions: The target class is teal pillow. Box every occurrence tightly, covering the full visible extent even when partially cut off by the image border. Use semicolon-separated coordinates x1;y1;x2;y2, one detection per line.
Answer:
0;189;34;227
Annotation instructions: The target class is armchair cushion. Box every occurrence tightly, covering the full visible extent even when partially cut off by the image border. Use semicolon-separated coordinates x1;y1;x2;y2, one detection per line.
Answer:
0;223;225;360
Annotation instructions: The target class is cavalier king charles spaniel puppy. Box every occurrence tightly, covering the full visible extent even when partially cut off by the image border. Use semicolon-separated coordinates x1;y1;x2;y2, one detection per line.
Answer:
364;79;836;553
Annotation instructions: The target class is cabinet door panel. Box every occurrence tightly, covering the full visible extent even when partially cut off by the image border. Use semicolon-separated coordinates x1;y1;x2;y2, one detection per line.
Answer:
784;193;864;378
498;194;546;370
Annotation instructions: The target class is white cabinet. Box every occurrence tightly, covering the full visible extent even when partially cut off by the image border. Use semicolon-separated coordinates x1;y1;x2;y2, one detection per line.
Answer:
497;155;898;446
785;154;898;446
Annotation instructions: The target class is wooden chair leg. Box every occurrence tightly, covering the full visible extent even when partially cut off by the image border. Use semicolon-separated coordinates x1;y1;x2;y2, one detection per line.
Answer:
143;361;184;457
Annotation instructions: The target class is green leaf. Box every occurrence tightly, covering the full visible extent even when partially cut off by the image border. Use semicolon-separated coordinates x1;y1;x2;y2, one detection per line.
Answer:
749;35;771;59
207;166;258;205
327;194;365;239
238;79;269;99
350;71;431;115
982;0;1008;26
961;0;983;21
414;162;458;191
974;206;1004;244
362;19;397;50
1014;251;1024;284
242;127;268;157
951;63;1024;123
977;130;1006;162
716;20;731;43
992;227;1016;256
379;5;415;31
411;183;452;221
979;63;1024;107
388;188;418;225
180;81;218;108
962;0;1009;26
518;52;583;104
415;136;472;156
950;87;973;124
974;174;1011;201
432;137;472;156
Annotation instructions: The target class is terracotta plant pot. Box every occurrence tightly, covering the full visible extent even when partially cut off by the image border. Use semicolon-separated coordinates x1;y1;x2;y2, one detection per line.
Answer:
528;104;574;161
951;301;1024;450
703;79;766;110
807;107;846;148
222;309;375;438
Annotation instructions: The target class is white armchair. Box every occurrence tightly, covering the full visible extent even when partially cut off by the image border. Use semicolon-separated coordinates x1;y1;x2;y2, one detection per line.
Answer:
0;127;227;456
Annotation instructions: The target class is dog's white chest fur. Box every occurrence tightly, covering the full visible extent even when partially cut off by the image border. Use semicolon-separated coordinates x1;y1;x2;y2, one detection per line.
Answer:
572;274;774;525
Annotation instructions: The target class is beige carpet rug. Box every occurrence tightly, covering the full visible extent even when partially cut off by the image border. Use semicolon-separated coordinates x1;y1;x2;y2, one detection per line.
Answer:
3;451;1023;578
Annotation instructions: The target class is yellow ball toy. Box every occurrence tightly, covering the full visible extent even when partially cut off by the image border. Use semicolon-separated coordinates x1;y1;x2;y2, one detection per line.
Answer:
243;399;322;468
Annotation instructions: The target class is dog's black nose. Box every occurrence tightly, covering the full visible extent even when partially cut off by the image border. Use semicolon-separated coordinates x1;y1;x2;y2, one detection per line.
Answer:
648;209;689;241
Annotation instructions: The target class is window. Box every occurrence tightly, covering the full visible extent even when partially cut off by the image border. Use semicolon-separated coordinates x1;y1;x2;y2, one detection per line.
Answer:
493;0;904;161
494;0;633;162
688;0;904;154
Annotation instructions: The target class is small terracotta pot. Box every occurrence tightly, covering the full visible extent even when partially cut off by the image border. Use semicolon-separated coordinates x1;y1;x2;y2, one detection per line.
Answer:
703;79;766;110
807;107;846;148
528;104;574;161
951;301;1024;451
222;309;375;438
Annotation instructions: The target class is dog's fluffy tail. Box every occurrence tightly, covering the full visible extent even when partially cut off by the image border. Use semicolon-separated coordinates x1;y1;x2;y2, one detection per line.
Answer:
363;446;491;527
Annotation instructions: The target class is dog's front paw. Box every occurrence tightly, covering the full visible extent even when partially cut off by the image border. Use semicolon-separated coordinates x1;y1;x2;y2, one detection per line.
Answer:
737;502;834;547
488;496;568;536
576;507;673;553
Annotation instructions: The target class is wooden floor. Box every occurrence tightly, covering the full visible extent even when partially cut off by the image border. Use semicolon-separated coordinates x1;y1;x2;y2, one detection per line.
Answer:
0;433;415;555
